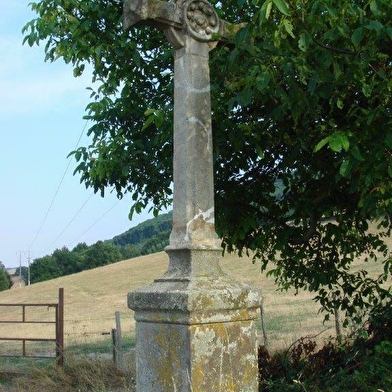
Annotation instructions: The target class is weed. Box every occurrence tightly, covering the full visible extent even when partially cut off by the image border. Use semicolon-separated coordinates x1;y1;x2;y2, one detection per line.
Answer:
0;354;136;392
258;301;392;392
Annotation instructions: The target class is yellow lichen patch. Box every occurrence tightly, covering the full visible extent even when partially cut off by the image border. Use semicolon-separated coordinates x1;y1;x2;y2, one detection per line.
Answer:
188;321;258;391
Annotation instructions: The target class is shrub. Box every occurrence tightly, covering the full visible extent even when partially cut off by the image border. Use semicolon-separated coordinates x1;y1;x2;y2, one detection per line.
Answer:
259;302;392;392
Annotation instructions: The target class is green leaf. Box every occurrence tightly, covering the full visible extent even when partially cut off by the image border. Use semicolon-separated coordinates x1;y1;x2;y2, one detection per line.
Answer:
350;146;365;162
328;134;350;152
329;138;341;152
256;72;270;91
370;0;381;16
337;98;344;109
298;32;311;52
366;20;383;31
238;86;252;106
307;73;318;93
142;115;155;131
144;108;156;116
272;0;290;16
283;19;295;38
339;160;351;177
362;84;372;97
314;136;331;152
75;151;82;161
340;135;350;151
351;28;364;47
259;0;273;21
73;64;85;77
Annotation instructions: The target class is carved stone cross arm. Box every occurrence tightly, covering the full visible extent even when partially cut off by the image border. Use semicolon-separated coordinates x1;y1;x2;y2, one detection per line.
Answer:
123;0;243;44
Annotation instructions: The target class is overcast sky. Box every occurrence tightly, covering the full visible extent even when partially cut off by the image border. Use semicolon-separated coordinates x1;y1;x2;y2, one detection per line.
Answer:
0;1;158;268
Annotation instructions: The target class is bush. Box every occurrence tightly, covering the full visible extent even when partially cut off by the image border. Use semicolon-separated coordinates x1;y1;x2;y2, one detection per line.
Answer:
259;302;392;392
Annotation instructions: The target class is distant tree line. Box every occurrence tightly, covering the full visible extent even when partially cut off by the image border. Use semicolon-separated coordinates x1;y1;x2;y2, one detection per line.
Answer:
27;212;172;284
112;212;172;248
15;266;29;282
0;261;13;292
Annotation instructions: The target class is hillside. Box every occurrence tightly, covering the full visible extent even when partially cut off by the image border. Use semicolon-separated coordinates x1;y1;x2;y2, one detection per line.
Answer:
0;251;337;353
1;221;389;354
111;211;172;250
23;212;173;285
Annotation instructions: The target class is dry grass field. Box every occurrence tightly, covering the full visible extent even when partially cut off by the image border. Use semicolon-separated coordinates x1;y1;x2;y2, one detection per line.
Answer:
0;232;390;357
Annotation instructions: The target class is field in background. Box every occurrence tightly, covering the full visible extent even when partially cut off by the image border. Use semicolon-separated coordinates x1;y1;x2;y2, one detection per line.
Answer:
0;243;390;356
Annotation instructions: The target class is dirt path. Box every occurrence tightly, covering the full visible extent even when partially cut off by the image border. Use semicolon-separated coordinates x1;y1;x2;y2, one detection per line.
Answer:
9;274;25;289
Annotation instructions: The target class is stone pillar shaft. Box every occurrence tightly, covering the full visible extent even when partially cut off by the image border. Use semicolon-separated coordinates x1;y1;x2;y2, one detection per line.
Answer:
170;37;218;248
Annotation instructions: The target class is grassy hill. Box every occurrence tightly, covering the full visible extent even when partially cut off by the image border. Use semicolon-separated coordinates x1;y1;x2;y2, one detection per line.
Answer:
1;220;390;355
0;251;338;354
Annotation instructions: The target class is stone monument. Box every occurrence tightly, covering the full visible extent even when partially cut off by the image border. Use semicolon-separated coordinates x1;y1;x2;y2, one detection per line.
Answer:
123;0;262;390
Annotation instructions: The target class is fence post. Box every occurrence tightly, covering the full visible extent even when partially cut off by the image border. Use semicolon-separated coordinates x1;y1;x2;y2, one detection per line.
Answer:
56;288;64;366
112;311;123;367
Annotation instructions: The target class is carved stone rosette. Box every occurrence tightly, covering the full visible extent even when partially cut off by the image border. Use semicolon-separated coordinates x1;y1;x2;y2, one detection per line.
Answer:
184;0;220;41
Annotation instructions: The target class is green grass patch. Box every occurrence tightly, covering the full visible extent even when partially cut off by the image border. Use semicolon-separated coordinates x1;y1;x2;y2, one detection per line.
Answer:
66;335;135;356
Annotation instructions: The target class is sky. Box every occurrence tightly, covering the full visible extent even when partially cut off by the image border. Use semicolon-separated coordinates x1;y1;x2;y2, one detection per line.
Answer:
0;1;158;268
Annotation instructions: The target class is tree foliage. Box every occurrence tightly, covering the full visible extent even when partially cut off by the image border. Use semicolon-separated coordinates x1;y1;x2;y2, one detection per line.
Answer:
15;266;29;282
23;0;392;321
27;214;172;283
0;262;13;292
112;211;172;246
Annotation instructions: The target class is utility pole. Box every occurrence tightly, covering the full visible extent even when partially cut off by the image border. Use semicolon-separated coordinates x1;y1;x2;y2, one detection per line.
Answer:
27;251;31;286
19;251;23;287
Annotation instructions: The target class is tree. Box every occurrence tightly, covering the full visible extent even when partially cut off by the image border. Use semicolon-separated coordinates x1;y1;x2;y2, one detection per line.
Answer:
83;241;121;269
118;244;141;260
30;255;63;283
23;0;392;322
0;262;12;292
52;246;84;275
15;266;29;282
72;242;89;253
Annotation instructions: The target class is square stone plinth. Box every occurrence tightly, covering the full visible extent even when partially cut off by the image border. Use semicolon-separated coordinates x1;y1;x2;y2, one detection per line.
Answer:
134;318;259;391
129;250;262;392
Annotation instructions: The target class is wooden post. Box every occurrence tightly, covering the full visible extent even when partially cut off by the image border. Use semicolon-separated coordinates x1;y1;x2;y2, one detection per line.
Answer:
112;329;117;364
112;312;123;366
115;311;123;367
56;288;64;366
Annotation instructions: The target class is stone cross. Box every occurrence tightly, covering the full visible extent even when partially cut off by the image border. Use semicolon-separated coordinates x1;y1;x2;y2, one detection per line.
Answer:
123;1;262;391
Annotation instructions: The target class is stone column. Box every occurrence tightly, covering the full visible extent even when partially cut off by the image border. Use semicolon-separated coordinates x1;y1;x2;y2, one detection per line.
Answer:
126;1;262;390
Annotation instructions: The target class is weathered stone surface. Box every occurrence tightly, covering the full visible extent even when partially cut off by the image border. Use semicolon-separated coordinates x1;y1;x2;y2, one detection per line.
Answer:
130;260;261;391
123;0;262;390
129;248;261;391
134;318;259;391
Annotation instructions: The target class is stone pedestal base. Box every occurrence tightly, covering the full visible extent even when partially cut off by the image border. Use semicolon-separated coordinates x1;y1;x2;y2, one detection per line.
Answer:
128;247;262;392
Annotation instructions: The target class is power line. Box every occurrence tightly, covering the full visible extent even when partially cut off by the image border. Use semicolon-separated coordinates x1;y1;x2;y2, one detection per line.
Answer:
43;192;95;253
28;120;89;252
67;200;121;248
